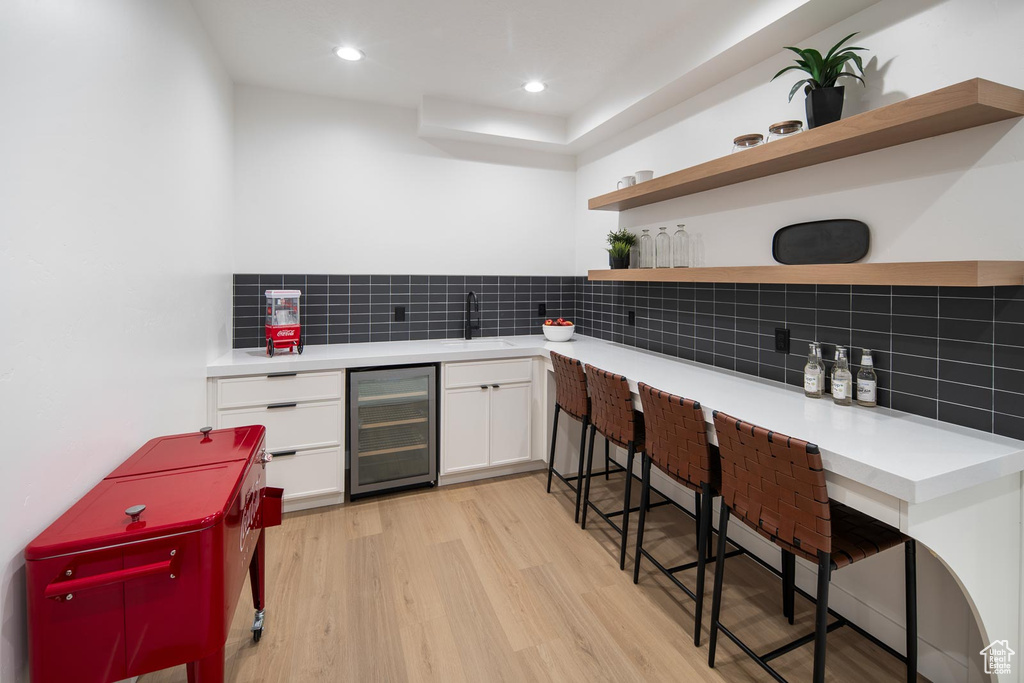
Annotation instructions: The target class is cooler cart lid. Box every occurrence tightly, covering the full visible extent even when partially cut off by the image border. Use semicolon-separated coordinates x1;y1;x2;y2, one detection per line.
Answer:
265;290;301;298
25;426;266;561
25;461;251;560
106;426;264;479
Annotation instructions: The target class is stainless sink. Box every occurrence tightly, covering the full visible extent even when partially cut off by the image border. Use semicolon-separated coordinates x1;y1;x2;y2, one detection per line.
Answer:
440;339;515;350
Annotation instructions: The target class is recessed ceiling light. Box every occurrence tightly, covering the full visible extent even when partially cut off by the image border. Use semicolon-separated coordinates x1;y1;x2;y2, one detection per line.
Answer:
334;46;365;62
523;81;546;93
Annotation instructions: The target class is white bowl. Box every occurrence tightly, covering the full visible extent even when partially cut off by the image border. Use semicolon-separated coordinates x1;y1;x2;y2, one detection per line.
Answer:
542;324;575;342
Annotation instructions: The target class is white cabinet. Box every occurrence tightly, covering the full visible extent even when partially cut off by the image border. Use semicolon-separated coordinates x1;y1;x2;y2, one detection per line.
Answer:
441;360;536;478
208;371;344;511
489;383;532;467
442;386;491;473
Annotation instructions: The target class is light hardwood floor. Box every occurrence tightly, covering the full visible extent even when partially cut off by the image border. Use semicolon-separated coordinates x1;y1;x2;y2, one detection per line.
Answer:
141;472;920;682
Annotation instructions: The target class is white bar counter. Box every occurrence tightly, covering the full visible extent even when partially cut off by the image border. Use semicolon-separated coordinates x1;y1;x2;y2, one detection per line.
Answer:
209;335;1024;680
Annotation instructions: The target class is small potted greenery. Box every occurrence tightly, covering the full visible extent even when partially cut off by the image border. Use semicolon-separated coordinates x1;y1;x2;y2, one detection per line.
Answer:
606;228;636;269
771;32;868;128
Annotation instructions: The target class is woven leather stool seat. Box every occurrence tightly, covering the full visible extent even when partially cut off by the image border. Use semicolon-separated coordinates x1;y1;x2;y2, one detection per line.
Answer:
708;409;918;683
712;411;907;568
637;382;717;494
545;352;593;523
550;352;590;422
829;501;907;569
585;364;644;450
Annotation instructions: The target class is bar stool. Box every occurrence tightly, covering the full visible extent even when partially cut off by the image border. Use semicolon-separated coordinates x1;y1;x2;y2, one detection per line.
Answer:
633;382;733;646
707;411;917;683
580;364;647;570
545;352;592;523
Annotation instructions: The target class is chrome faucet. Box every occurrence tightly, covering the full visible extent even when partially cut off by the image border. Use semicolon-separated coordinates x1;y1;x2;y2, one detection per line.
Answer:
465;291;481;340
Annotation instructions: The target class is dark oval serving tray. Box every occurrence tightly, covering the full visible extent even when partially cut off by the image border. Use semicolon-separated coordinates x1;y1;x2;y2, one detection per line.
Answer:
772;219;869;265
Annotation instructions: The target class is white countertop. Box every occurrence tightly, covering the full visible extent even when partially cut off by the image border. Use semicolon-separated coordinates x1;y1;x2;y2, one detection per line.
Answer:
208;335;1024;504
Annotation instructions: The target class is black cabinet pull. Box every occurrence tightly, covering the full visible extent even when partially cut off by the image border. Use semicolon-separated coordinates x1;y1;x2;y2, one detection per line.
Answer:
480;385;488;390
492;384;500;389
272;450;296;458
267;372;297;378
267;402;297;410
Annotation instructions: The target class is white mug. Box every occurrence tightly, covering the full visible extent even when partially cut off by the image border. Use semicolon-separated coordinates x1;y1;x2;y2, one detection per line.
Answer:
634;170;654;183
617;175;636;190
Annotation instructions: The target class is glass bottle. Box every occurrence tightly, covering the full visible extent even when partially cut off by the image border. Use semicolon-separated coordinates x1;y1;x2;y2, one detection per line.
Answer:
857;349;878;407
655;227;671;268
803;342;823;398
690;232;706;267
831;346;853;406
629;241;640;269
671;224;689;268
817;343;827;394
639;229;654;269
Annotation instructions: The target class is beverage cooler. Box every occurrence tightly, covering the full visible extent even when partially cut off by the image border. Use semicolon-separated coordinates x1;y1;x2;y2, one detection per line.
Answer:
348;365;438;497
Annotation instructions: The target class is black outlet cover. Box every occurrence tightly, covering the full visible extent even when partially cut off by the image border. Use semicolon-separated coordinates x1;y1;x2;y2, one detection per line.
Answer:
775;327;790;353
628;311;636;326
538;303;547;317
394;306;406;322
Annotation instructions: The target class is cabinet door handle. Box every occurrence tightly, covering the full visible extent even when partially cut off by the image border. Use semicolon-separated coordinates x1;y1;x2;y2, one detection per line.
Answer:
267;402;297;410
480;385;488;390
271;450;296;458
492;384;500;389
267;372;297;378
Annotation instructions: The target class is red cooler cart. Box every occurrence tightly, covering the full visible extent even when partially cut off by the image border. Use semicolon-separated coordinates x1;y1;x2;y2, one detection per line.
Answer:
265;289;303;357
25;426;283;683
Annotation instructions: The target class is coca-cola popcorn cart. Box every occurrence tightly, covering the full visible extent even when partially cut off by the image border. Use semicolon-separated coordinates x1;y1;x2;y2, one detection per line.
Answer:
265;289;303;357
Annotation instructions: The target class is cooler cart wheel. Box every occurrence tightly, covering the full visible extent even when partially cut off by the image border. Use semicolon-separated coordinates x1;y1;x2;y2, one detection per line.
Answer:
252;609;265;643
297;338;304;354
267;339;275;357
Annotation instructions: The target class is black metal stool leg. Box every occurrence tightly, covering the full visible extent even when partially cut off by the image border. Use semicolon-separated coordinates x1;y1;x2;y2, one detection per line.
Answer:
708;503;731;668
573;416;589;524
782;550;795;625
812;551;832;683
618;442;636;570
905;539;918;683
604;437;610;480
632;454;652;584
693;491;702;553
546;404;560;494
580;425;597;530
693;482;713;646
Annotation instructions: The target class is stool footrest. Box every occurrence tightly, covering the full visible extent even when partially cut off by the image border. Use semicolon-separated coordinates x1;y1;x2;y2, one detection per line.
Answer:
761;619;847;663
665;548;744;574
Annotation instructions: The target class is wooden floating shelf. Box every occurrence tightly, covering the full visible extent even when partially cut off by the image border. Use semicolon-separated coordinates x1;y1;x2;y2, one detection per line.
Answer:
587;261;1024;287
589;78;1024;212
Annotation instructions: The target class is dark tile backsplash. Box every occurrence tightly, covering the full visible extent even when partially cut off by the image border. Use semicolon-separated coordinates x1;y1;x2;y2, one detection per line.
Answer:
233;274;578;348
233;274;1024;442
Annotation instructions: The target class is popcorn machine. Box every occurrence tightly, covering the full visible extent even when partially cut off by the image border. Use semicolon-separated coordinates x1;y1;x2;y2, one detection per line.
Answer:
265;290;303;357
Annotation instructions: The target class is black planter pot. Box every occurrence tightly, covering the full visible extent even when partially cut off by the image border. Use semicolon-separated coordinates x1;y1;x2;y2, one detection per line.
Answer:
805;86;845;128
609;254;630;270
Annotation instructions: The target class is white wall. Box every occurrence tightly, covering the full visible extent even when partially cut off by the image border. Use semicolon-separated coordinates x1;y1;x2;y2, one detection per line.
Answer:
233;85;577;275
0;1;234;680
574;1;1024;680
575;0;1024;273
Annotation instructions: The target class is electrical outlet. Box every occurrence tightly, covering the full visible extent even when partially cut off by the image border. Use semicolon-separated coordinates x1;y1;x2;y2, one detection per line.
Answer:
775;327;790;353
628;311;636;326
538;303;547;317
394;306;406;322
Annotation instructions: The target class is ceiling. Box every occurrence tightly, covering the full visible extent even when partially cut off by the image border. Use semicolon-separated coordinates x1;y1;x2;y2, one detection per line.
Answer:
191;0;880;154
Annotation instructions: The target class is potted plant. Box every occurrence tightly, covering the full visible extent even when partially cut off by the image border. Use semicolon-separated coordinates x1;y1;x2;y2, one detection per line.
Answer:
606;228;636;269
771;32;868;128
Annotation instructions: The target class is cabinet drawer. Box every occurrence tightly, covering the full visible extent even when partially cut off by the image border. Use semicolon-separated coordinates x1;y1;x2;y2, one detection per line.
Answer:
445;359;533;388
266;447;343;500
216;371;343;409
218;401;342;452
